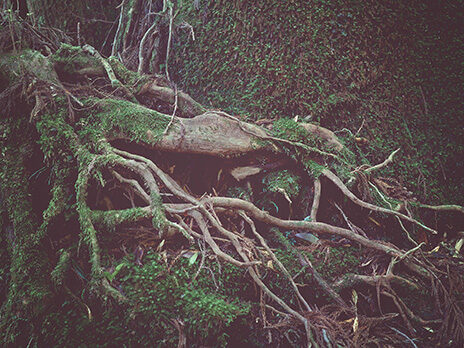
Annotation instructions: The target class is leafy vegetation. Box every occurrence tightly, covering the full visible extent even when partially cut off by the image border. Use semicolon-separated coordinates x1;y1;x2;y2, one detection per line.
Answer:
174;0;464;204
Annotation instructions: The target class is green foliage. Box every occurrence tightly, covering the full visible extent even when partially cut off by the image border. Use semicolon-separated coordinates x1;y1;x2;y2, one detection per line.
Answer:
262;170;301;199
174;0;463;204
40;300;135;347
120;251;250;346
271;117;353;180
272;118;310;143
103;262;125;283
36;105;79;161
227;185;253;201
150;191;167;233
39;249;254;347
308;246;361;280
108;56;150;90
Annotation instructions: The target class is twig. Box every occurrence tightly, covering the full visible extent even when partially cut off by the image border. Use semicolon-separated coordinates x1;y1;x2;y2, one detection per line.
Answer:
111;169;150;203
365;148;400;174
334;273;419;292
83;44;135;100
112;0;125;57
310;178;321;222
322;169;437;235
188;211;257;268
334;202;367;238
211;196;404;257
354;118;365;137
389;326;418;348
411;202;464;215
138;16;159;74
301;254;349;308
171;318;186;348
369;182;418;246
264;304;290;318
165;3;174;80
396;242;424;263
163;85;178;135
77;21;81;46
191;240;206;283
239;211;312;312
419;86;428;116
382;291;415;335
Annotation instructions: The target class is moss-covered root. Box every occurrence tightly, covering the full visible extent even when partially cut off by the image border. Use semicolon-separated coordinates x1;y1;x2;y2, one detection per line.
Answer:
75;153;125;303
0;136;52;345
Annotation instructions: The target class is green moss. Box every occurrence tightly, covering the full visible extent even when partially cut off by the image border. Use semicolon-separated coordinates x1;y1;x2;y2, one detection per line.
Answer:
36;105;80;160
262;169;301;199
52;44;102;77
174;0;463;204
51;249;71;287
227;185;253;201
0;123;52;344
91;208;150;229
108;56;150;90
150;192;168;234
82;98;171;144
308;246;362;280
271;118;355;181
120;251;250;346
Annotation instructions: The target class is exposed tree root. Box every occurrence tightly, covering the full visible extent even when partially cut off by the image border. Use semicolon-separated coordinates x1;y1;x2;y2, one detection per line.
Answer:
1;32;463;346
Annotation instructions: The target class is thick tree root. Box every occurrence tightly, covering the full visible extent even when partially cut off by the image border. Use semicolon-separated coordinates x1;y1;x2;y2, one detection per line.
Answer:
2;40;463;346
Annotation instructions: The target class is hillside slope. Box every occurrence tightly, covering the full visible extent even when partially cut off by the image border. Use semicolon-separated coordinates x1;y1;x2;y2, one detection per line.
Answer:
173;0;464;204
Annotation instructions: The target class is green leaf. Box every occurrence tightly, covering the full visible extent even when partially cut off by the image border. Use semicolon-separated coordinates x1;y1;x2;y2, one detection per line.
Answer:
188;252;199;265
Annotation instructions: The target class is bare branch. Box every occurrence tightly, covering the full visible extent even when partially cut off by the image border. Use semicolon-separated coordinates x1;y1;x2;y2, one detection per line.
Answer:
364;148;400;174
322;169;438;234
310;178;321;222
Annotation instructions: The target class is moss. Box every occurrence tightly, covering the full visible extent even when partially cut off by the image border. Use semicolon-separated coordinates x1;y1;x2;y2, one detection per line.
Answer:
108;56;150;90
0;205;11;306
271;118;356;182
119;251;251;346
227;185;253;201
150;192;168;235
51;249;71;287
262;169;301;199
51;44;102;77
173;0;463;204
308;246;362;280
0;122;52;344
39;249;255;347
40;300;135;347
81;98;171;144
91;207;150;229
36;105;80;160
